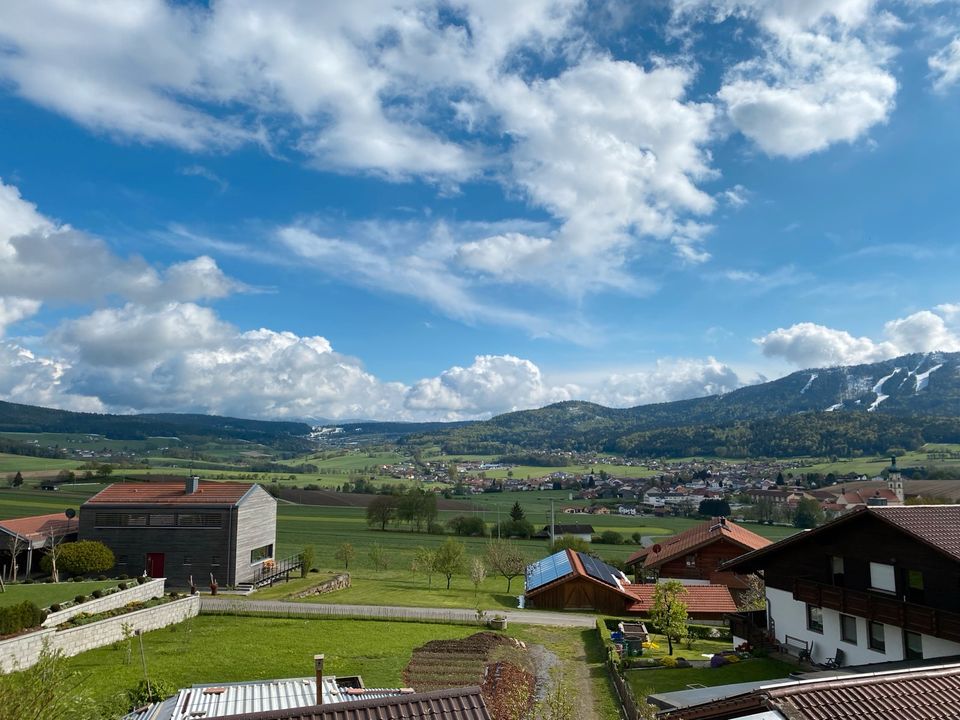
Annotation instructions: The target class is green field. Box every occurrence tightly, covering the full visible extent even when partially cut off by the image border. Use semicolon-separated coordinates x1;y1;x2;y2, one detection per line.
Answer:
0;580;117;608
0;453;83;473
58;615;617;719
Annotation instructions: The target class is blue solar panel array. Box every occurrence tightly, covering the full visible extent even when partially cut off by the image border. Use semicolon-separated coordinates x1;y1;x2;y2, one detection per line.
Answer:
525;550;573;591
577;552;624;588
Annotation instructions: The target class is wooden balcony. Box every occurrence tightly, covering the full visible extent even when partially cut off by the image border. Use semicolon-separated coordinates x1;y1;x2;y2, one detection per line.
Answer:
794;578;960;643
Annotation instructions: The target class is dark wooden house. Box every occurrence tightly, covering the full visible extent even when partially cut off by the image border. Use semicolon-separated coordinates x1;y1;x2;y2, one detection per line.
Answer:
80;477;276;587
725;505;960;666
523;549;737;619
625;517;771;590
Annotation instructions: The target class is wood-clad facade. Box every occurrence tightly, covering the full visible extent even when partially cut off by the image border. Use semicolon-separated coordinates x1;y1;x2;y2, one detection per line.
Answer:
526;575;633;614
651;537;756;589
80;482;276;588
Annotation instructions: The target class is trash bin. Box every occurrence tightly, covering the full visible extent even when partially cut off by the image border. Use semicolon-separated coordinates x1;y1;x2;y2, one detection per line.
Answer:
625;639;643;657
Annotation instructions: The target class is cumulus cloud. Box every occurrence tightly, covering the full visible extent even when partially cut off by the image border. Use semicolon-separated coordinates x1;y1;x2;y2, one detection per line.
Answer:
0;300;755;421
756;305;960;367
675;0;897;157
587;357;743;407
930;36;960;92
0;179;243;332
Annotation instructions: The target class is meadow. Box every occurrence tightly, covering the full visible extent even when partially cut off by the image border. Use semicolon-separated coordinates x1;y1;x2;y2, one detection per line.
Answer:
0;580;116;608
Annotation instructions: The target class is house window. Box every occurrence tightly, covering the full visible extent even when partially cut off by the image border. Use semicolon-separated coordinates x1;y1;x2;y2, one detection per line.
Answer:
127;513;148;527
831;556;845;586
178;513;222;528
869;562;896;593
250;544;274;564
840;614;858;644
806;605;824;633
868;622;885;652
150;514;175;526
905;631;923;660
905;570;925;603
685;554;697;568
94;513;125;528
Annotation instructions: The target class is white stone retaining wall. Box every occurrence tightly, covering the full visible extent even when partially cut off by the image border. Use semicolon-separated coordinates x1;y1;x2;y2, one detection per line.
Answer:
0;594;200;672
43;578;166;627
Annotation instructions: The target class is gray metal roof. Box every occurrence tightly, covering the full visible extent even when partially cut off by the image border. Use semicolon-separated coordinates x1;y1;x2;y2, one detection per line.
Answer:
124;676;413;720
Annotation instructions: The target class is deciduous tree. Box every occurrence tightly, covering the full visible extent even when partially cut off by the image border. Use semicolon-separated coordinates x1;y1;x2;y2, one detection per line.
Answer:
433;538;466;589
334;543;355;570
650;580;689;655
485;541;527;593
366;495;398;531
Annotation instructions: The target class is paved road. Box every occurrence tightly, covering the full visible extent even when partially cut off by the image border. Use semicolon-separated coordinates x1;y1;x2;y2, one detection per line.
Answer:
201;597;596;628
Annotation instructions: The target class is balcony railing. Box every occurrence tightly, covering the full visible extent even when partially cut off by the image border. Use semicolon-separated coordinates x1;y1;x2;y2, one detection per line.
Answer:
794;578;960;643
253;552;303;588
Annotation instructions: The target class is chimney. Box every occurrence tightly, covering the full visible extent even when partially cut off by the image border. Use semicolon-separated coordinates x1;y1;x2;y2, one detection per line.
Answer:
314;654;324;706
185;476;199;494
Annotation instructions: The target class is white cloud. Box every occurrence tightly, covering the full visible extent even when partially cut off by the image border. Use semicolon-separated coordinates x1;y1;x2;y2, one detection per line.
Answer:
0;178;243;312
675;0;897;157
930;36;960;92
756;305;960;367
587;357;743;407
756;322;896;367
0;341;104;412
0;297;41;337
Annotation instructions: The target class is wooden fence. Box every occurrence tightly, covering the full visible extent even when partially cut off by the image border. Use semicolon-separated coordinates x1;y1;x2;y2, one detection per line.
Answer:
606;657;643;720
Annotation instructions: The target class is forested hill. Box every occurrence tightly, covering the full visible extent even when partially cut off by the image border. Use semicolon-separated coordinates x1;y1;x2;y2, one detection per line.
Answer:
408;352;960;456
0;401;312;447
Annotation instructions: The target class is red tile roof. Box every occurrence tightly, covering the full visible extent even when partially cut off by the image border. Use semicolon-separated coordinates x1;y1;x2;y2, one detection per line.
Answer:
726;505;960;572
626;518;771;569
624;584;738;615
666;662;960;719
0;513;78;543
84;482;254;506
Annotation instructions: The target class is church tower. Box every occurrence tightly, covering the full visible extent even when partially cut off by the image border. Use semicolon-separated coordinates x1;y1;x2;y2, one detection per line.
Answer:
886;456;905;504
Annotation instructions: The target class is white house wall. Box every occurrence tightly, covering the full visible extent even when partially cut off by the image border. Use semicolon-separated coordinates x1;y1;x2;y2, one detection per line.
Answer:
766;587;960;665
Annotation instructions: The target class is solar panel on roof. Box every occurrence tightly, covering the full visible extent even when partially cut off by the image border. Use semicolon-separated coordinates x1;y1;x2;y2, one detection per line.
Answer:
577;552;623;588
525;550;573;591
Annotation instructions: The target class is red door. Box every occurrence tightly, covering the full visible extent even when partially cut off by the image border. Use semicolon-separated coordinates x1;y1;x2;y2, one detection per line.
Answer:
146;553;165;578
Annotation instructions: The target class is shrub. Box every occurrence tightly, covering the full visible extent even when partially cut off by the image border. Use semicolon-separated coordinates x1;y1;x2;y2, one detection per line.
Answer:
126;678;175;707
97;575;107;581
74;595;87;604
600;530;624;545
659;656;678;668
309;568;319;573
118;582;128;590
23;578;34;585
92;590;103;599
0;601;45;636
301;545;315;579
710;653;729;668
136;576;147;585
447;515;488;537
49;603;61;612
118;573;129;580
427;522;446;535
73;576;85;583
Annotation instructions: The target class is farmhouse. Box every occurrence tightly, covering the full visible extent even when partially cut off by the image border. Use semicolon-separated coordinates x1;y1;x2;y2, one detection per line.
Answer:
625;517;771;594
724;505;960;666
0;512;78;579
80;477;276;588
523;549;737;619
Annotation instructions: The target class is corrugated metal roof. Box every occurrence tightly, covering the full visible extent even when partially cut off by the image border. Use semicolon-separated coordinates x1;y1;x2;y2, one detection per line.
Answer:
124;677;412;720
222;685;490;720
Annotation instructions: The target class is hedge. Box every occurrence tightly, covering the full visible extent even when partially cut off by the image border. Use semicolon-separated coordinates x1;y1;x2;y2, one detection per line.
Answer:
0;601;46;637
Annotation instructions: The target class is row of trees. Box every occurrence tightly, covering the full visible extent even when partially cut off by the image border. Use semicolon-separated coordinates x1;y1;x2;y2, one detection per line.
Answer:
364;489;439;532
331;538;529;593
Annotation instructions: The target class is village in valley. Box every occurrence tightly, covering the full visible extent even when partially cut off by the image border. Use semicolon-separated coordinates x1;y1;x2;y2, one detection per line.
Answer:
4;433;960;720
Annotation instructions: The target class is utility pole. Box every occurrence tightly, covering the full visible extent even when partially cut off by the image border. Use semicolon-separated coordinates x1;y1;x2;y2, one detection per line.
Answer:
550;499;556;545
497;504;501;539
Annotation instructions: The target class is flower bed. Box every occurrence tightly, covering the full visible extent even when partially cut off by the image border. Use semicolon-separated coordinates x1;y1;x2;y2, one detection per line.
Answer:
57;595;182;629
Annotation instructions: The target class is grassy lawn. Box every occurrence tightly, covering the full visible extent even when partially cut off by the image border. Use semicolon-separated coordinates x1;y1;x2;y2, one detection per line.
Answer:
0;580;117;608
0;453;83;473
625;657;796;697
639;636;732;660
59;614;618;719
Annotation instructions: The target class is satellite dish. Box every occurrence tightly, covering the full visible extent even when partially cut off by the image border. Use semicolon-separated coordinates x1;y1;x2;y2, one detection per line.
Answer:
651;544;662;553
64;508;76;519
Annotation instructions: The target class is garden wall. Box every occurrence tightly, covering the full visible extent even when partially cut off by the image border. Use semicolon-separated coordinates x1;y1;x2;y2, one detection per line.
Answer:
42;578;166;627
291;573;350;598
0;594;199;672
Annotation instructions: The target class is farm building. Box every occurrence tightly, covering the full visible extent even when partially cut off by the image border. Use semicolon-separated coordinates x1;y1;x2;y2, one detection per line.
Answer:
80;477;276;588
625;517;771;596
0;512;78;579
523;548;737;619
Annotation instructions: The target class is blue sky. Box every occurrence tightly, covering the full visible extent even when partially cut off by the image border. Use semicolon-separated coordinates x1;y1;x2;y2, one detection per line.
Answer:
1;0;960;422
